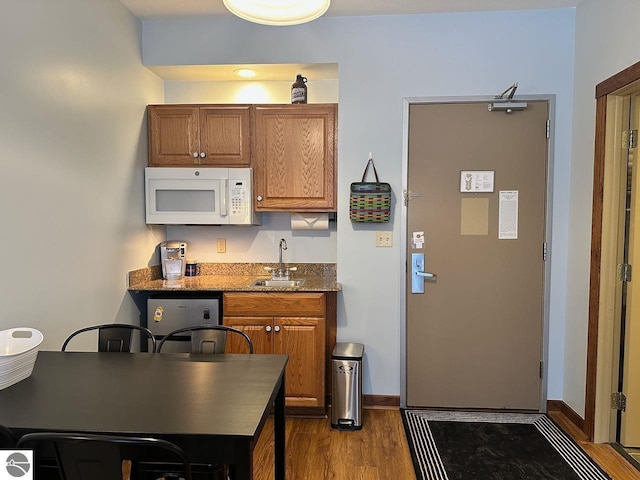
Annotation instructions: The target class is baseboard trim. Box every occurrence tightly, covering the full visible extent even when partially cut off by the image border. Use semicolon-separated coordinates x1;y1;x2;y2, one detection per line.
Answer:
359;397;579;416
547;400;585;432
363;394;400;409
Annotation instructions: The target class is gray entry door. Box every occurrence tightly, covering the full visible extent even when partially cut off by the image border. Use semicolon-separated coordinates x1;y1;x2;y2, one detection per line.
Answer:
406;101;549;410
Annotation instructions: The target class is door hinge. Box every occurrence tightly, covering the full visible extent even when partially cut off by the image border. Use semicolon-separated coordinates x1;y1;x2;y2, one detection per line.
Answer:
612;391;627;411
546;119;550;139
539;361;544;378
542;242;548;261
623;130;638;149
403;190;424;206
617;263;632;282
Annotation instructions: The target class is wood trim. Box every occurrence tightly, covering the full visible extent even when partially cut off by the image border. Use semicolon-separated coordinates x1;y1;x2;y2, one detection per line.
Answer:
285;406;326;417
327;395;400;410
548;400;585;432
325;292;337;407
585;95;608;440
363;394;400;409
596;60;640;98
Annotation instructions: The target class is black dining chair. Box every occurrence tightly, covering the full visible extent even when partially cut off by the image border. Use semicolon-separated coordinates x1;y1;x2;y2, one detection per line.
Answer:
157;325;253;354
61;324;157;353
0;424;15;448
16;432;193;480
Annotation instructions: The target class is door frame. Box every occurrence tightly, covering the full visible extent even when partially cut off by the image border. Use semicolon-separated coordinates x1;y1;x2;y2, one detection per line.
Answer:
400;95;556;410
587;61;640;442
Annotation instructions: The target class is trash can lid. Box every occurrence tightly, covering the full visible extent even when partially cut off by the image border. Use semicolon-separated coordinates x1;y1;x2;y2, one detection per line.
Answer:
332;342;364;360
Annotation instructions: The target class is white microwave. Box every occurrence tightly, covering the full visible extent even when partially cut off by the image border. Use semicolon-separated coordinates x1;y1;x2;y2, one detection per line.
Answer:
145;167;261;225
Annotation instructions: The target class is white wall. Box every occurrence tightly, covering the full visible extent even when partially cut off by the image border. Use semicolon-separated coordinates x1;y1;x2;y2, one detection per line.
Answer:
563;0;640;416
166;215;337;264
0;0;163;350
163;79;338;105
143;9;576;399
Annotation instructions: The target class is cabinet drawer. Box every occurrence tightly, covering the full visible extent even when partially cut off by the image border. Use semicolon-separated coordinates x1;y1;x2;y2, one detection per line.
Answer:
223;292;325;316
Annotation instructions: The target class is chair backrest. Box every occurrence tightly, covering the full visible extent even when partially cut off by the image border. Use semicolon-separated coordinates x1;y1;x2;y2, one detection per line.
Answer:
0;425;15;448
157;325;253;354
16;432;192;480
61;324;157;353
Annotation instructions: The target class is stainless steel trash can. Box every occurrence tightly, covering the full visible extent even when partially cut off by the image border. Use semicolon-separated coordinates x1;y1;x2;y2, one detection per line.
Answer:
331;342;364;430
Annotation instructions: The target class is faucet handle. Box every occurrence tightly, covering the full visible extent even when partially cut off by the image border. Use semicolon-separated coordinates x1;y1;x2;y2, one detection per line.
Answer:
287;267;297;272
264;266;273;273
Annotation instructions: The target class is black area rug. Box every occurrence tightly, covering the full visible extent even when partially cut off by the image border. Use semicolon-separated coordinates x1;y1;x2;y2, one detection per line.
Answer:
401;410;611;480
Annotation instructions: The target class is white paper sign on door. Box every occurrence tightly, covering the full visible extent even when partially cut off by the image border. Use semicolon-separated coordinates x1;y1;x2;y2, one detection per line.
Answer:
499;190;518;239
412;231;425;249
460;171;495;193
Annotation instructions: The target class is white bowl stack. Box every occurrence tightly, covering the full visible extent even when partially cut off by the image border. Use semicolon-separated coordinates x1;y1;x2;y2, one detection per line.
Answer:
0;328;43;390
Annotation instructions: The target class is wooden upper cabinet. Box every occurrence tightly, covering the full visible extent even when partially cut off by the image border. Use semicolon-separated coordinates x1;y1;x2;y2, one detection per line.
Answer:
253;104;337;212
148;105;251;167
199;107;251;166
148;106;200;166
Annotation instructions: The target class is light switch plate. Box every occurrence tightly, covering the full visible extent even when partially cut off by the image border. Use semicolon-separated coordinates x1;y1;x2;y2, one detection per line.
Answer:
217;238;226;253
375;231;393;247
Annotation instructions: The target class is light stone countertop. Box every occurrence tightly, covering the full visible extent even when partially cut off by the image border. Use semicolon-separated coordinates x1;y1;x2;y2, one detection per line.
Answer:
128;263;340;292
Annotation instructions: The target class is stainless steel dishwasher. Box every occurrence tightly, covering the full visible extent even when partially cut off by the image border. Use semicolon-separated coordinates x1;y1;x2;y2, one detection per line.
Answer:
147;295;221;353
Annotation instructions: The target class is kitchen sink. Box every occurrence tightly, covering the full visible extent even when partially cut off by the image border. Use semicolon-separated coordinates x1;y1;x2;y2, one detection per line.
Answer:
250;279;306;288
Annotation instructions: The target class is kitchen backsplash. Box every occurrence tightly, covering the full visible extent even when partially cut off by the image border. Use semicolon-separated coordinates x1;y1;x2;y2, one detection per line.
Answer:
129;262;337;285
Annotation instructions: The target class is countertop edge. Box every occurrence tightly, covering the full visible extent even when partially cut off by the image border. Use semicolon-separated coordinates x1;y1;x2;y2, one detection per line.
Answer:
127;265;340;293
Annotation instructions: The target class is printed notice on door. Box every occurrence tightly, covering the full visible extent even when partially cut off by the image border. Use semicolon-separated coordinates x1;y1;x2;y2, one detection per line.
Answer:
460;171;494;193
499;190;518;239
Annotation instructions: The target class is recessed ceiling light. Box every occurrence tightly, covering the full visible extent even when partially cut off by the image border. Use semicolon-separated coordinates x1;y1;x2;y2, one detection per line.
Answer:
234;68;258;78
223;0;330;26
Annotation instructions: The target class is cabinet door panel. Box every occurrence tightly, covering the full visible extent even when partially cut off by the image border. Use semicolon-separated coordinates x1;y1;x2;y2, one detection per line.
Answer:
254;105;336;211
148;106;199;166
200;107;251;166
223;316;272;355
275;317;325;407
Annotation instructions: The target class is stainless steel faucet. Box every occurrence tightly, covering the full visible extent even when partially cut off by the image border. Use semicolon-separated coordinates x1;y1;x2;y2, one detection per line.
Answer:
263;238;297;281
277;238;287;278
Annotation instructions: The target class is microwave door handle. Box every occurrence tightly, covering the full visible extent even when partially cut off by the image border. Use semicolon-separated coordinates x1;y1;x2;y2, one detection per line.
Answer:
220;179;228;217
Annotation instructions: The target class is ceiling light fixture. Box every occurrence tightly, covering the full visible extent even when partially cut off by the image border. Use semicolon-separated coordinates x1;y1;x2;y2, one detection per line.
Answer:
223;0;330;26
233;68;258;78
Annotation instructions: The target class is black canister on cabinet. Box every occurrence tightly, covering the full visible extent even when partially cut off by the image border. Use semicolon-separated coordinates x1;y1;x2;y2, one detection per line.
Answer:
291;74;308;104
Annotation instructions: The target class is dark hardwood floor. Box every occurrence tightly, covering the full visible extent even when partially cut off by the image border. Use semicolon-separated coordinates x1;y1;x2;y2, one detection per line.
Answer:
252;408;640;480
549;410;640;480
253;409;415;480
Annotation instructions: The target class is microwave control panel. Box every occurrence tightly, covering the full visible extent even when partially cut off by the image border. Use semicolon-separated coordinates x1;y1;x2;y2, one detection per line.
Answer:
230;180;248;215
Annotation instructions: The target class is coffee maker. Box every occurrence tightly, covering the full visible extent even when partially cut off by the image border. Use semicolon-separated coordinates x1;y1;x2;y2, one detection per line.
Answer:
160;241;187;280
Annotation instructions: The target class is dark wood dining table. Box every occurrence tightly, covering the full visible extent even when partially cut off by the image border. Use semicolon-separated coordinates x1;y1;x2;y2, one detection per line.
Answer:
0;351;287;480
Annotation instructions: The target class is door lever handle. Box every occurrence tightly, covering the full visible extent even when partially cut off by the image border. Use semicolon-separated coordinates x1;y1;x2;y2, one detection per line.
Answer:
412;253;436;293
416;271;435;278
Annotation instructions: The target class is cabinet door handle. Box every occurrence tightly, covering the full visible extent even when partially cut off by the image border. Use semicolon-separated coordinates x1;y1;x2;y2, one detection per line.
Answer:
274;325;281;332
200;152;206;158
265;325;272;332
192;152;199;158
257;195;263;202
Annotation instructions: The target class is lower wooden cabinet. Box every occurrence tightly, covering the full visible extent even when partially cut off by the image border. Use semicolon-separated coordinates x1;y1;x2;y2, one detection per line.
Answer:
223;292;329;412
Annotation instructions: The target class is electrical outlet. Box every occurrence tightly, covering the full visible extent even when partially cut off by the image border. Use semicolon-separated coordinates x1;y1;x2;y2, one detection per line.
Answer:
375;231;393;247
217;238;226;253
